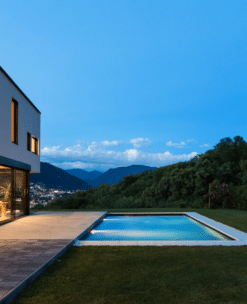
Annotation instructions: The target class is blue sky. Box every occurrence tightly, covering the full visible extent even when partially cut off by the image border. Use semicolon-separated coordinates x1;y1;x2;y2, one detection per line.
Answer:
1;1;247;172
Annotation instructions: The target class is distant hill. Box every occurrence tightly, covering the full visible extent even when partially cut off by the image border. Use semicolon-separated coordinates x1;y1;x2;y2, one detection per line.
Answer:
82;164;158;187
65;169;103;180
30;162;93;191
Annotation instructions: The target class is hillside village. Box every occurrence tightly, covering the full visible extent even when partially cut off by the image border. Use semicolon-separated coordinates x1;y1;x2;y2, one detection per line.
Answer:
30;182;79;208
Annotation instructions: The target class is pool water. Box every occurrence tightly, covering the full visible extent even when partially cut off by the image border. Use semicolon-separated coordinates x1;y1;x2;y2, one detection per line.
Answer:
82;215;233;241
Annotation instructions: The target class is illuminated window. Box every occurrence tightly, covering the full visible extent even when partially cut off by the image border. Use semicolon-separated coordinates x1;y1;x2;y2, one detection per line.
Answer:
32;136;39;155
11;99;18;144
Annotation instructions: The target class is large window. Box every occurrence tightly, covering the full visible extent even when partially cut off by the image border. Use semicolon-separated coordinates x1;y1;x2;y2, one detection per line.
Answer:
32;136;39;155
0;166;29;224
12;99;18;144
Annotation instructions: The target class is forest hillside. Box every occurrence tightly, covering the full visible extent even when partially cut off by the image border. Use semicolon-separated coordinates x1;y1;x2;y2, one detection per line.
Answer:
33;136;247;211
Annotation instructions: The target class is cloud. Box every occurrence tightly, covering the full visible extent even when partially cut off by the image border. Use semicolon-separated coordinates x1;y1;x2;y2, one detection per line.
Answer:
41;138;200;171
166;141;187;148
124;149;139;161
166;139;209;149
199;144;210;147
130;138;152;148
101;140;121;146
43;145;63;151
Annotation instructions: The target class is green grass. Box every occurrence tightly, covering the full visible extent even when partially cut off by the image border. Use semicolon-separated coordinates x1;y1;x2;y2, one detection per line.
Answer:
14;207;247;304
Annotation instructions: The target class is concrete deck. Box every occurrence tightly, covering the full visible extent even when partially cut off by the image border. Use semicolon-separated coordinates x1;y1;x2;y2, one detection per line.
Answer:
0;211;107;304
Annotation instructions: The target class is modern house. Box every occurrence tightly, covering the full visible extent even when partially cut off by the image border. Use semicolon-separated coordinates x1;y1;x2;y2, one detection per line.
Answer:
0;66;41;224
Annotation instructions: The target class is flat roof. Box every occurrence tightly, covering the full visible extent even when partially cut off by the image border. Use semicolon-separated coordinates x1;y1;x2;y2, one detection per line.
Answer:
0;66;41;114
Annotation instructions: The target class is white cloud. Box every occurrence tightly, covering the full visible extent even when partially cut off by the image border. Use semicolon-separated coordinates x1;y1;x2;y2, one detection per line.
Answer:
130;138;152;148
101;140;121;146
199;144;210;147
166;141;187;148
43;145;62;151
124;149;139;161
41;138;200;171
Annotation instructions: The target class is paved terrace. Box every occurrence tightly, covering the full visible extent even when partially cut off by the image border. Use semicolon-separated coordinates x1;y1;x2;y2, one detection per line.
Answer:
0;211;107;304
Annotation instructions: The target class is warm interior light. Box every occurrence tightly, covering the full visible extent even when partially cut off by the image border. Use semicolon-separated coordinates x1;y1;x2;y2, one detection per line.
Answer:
32;136;35;153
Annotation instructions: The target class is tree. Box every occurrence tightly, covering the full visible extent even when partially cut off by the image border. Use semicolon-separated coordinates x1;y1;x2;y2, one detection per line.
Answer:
119;174;139;191
213;137;234;163
238;160;247;185
215;162;240;185
213;137;233;152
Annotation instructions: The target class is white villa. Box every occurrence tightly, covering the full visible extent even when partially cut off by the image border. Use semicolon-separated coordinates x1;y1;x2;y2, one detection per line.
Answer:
0;66;41;224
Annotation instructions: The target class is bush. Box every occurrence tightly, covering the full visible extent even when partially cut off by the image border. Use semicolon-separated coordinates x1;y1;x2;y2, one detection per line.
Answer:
155;200;167;208
180;202;186;208
85;204;101;210
131;198;146;208
31;203;45;210
191;198;204;209
222;196;232;209
75;190;87;199
144;200;154;208
229;184;247;210
112;196;135;209
191;203;201;209
204;183;236;209
50;196;87;209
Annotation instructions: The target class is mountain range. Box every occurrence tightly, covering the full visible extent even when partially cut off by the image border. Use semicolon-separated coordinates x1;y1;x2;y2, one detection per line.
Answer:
30;162;93;191
30;162;158;191
71;164;158;188
66;165;157;188
65;169;103;181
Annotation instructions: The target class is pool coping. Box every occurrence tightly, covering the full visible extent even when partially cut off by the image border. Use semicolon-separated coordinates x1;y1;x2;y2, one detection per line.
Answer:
74;212;247;246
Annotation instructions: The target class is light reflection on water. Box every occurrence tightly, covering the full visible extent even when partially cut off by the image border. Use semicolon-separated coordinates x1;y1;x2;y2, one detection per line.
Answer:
83;215;232;241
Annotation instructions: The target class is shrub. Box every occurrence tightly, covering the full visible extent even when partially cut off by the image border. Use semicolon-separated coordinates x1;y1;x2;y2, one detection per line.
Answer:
204;183;236;209
191;203;201;209
230;184;247;210
31;203;45;210
85;204;100;210
191;198;204;209
132;198;146;208
144;200;154;208
222;196;232;209
112;196;135;209
180;202;186;208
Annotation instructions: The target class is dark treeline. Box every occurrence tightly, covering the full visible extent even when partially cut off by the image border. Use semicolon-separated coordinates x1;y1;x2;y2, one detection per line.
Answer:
33;136;247;211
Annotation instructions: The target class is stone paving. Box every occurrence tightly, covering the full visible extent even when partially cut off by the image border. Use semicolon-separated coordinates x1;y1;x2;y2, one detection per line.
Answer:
0;211;107;304
0;239;71;301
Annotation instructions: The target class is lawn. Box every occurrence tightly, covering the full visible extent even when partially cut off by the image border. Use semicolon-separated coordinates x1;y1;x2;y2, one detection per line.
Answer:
13;207;247;304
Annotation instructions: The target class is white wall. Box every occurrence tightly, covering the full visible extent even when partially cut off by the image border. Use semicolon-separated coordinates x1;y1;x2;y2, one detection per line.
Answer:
0;70;40;173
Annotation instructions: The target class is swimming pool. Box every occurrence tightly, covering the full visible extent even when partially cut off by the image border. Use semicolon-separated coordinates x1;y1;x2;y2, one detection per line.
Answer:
74;212;247;246
82;214;233;241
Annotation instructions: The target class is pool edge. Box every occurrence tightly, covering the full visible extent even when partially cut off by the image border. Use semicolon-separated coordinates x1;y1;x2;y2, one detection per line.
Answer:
74;212;247;246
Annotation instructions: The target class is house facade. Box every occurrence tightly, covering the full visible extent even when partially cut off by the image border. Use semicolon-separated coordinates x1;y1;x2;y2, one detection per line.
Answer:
0;67;41;224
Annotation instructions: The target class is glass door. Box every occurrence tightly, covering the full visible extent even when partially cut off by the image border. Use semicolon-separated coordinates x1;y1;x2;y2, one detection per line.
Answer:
0;165;29;223
0;165;12;222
